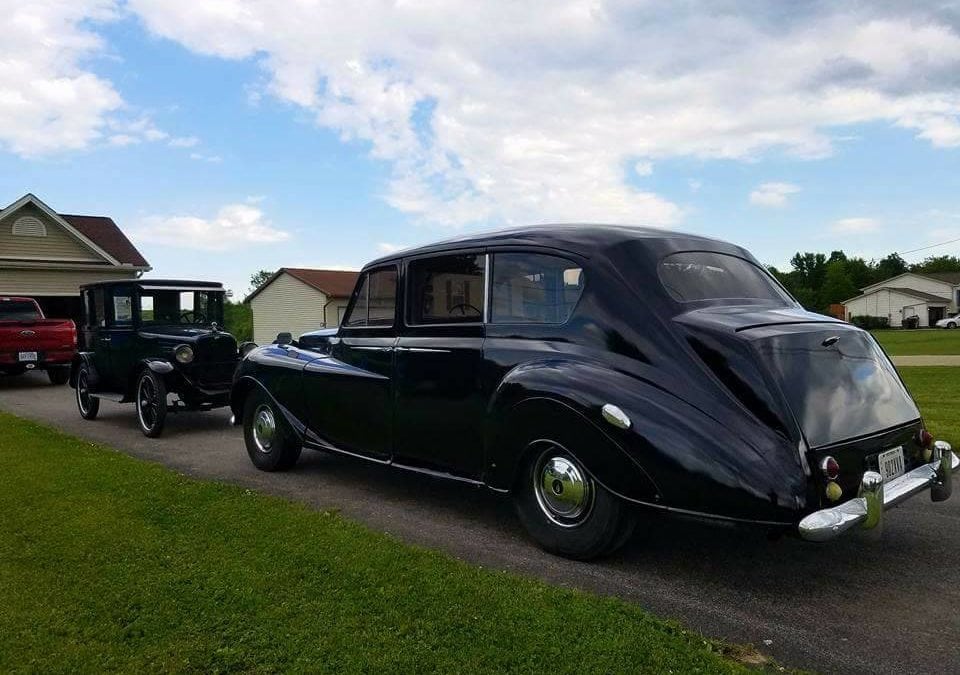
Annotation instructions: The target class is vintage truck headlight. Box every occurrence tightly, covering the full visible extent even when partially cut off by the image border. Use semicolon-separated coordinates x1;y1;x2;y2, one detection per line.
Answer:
174;344;195;364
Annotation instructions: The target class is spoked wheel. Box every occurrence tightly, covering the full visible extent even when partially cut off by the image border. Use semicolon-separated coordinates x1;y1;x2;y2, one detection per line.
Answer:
136;370;167;438
76;365;100;420
243;389;301;471
515;439;636;560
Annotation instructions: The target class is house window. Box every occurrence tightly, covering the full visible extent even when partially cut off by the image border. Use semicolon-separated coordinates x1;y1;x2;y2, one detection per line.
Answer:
407;254;486;325
11;216;47;237
491;253;584;324
342;268;397;328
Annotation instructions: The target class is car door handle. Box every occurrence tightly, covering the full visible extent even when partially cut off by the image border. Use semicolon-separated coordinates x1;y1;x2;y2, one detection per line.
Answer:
100;337;111;343
395;346;450;353
353;346;391;352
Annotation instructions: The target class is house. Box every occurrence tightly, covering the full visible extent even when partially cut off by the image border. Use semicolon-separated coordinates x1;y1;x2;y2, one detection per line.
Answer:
245;268;359;344
842;271;960;327
0;193;151;323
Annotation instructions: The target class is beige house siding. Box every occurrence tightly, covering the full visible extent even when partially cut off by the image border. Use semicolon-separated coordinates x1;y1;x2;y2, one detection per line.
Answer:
0;204;105;263
324;299;350;328
845;289;946;327
0;267;139;296
251;272;330;344
861;273;953;299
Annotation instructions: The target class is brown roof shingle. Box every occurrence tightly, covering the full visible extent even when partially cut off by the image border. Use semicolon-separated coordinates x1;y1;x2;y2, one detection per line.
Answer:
246;268;360;303
60;214;150;268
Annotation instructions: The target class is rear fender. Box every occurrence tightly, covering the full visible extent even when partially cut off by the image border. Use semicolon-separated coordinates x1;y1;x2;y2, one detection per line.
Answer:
485;358;805;522
69;352;97;389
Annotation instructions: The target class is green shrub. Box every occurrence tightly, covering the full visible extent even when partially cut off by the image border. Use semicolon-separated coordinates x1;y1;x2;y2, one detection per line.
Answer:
849;315;890;330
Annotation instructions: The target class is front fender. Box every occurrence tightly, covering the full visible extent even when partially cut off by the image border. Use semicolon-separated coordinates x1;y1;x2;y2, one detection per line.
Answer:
486;358;806;523
69;352;97;389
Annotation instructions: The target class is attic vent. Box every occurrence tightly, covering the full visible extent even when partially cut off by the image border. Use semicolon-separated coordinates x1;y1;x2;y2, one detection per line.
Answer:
12;216;47;237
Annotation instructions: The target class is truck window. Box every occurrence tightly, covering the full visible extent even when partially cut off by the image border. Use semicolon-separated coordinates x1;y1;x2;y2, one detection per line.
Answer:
0;300;41;321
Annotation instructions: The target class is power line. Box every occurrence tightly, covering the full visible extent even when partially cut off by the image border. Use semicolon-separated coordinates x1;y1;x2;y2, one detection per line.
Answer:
897;236;960;257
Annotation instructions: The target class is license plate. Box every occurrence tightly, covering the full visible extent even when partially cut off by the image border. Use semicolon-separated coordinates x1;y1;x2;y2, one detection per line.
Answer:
878;446;905;481
18;351;38;362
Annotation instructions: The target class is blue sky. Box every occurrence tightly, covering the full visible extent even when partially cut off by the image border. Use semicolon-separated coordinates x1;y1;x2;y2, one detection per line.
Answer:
3;2;960;295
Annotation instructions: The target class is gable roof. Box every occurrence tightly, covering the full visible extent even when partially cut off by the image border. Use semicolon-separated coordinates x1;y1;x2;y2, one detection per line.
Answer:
245;267;359;303
860;271;958;293
0;193;150;269
60;215;150;267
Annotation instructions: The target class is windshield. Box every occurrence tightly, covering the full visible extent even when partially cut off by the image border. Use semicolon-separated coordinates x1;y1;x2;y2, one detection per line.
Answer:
139;290;224;326
0;301;41;321
659;251;793;305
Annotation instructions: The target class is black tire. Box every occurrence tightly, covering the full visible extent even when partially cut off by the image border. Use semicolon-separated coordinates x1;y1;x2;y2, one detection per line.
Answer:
136;369;167;438
48;367;69;385
949;322;956;329
514;439;636;560
243;389;301;471
76;365;100;420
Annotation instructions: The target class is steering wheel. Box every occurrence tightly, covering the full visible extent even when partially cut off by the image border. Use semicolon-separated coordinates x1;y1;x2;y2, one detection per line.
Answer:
180;310;195;323
449;303;482;318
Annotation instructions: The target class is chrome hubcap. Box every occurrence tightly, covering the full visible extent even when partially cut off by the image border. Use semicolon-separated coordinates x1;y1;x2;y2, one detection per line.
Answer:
533;448;593;527
252;405;276;453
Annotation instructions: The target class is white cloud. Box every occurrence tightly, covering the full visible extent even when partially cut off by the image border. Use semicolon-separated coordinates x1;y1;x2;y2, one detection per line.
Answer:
169;135;200;148
0;1;123;156
115;3;960;225
189;152;222;163
132;203;291;250
831;217;880;234
634;161;653;177
749;182;802;208
377;242;408;254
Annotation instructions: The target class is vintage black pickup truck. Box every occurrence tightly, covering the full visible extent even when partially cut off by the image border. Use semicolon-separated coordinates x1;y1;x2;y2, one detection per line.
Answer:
230;225;956;559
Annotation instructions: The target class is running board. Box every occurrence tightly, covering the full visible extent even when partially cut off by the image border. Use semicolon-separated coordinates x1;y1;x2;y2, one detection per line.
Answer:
90;392;124;402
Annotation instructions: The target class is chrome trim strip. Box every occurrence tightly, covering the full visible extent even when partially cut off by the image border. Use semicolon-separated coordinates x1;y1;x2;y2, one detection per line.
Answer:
352;345;392;352
483;252;491;324
395;346;451;353
799;444;958;542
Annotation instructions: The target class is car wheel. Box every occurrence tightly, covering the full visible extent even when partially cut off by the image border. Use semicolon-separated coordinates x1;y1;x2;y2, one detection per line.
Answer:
949;322;957;329
243;389;301;471
47;367;69;386
76;365;100;421
136;369;167;438
514;439;636;560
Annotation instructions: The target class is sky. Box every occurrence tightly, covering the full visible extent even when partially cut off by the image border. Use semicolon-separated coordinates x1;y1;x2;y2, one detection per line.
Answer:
3;1;960;296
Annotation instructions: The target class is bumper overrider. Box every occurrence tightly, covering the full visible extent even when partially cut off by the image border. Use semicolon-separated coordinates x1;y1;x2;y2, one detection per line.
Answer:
799;441;958;542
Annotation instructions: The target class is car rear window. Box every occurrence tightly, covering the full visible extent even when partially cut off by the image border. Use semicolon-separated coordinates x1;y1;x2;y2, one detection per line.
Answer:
0;301;41;320
658;251;792;304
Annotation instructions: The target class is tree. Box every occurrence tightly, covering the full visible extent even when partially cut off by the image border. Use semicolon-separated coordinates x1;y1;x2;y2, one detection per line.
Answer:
249;269;274;293
875;253;907;281
819;260;858;308
911;255;960;274
790;252;828;290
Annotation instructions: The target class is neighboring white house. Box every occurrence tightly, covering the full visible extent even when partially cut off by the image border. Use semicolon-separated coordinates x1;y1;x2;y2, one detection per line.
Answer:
843;271;960;327
246;268;359;344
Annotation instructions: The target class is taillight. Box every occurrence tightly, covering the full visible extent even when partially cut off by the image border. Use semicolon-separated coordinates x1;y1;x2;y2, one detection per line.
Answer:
917;429;933;448
820;456;840;480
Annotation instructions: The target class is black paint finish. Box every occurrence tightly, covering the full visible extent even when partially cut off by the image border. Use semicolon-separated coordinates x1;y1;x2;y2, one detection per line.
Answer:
231;225;926;528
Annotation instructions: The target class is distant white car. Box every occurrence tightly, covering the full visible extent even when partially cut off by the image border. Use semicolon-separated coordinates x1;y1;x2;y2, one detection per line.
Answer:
935;316;959;329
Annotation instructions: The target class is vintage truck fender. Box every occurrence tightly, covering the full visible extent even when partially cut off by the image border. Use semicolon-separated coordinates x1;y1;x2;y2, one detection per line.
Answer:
230;344;319;436
484;358;806;524
69;352;98;389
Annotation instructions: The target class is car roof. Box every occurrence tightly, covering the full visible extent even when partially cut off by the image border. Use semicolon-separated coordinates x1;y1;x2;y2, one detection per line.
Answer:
362;223;742;269
79;279;225;290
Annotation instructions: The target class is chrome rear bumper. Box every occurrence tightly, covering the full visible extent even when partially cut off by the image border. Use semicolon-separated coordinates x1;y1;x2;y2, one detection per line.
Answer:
799;441;957;542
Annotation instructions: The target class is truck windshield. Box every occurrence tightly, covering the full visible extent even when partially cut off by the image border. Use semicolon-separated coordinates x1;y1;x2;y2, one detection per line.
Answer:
139;290;224;326
659;252;793;305
0;301;41;321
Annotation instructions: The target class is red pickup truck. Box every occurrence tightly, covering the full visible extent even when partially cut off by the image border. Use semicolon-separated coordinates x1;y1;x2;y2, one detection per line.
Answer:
0;297;76;385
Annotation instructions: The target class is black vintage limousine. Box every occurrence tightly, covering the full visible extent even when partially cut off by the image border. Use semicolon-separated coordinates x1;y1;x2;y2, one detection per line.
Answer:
231;225;957;559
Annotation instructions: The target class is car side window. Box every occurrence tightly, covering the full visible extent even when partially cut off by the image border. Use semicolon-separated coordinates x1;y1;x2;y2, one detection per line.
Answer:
93;290;106;328
343;268;397;328
491;253;584;324
110;290;134;328
407;254;486;325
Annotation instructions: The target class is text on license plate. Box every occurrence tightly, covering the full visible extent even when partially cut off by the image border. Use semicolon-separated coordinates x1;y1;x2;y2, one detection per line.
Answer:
878;446;905;481
18;351;38;362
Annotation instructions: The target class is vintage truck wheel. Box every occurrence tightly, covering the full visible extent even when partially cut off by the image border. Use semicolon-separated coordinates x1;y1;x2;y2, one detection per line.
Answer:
47;367;69;385
515;439;636;560
243;390;301;471
76;365;100;420
136;370;167;438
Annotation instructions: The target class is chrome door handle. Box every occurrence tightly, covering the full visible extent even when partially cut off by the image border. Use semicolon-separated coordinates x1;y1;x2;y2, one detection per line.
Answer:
100;337;111;343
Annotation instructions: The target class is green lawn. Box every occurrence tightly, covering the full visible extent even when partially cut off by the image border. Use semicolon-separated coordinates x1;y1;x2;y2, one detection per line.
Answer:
899;367;960;442
871;329;960;355
0;412;757;674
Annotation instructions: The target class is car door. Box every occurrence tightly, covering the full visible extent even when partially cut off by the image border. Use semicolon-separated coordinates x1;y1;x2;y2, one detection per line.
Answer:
394;251;488;478
103;285;138;393
304;266;398;459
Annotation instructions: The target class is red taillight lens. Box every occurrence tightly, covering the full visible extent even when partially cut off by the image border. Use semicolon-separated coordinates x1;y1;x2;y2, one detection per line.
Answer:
820;456;840;480
917;429;933;448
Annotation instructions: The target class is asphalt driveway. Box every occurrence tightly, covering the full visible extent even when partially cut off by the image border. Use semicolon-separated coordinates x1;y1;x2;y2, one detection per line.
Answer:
2;371;958;674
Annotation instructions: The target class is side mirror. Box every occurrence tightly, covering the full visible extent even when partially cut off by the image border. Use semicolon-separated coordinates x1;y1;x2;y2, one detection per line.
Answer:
274;332;293;345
